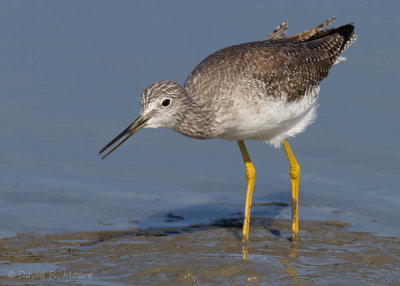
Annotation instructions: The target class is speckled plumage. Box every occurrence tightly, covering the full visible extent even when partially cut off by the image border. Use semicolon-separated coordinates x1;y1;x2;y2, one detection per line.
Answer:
100;18;356;158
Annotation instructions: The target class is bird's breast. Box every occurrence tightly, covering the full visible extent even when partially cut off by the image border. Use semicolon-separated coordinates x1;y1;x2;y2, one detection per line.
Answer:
214;86;320;142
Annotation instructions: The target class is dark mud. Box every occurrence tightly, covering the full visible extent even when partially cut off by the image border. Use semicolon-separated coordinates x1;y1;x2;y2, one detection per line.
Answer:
1;217;399;285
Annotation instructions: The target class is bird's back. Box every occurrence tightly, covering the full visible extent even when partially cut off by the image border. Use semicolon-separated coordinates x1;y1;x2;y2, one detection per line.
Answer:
181;21;355;144
185;23;355;103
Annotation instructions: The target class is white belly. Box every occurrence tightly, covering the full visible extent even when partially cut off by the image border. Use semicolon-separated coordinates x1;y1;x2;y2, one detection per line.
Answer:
217;86;319;147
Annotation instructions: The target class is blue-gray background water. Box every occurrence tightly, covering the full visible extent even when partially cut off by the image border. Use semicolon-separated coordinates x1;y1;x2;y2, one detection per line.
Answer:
1;1;399;238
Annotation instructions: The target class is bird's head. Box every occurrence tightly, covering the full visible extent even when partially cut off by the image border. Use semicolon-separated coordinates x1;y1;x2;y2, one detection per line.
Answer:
99;80;186;159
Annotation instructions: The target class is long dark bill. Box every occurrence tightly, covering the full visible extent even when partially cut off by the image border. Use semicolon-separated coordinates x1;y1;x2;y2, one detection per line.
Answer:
99;115;148;159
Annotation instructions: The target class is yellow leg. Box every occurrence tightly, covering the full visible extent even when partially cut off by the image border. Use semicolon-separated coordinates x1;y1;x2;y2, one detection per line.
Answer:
237;140;256;243
282;139;300;244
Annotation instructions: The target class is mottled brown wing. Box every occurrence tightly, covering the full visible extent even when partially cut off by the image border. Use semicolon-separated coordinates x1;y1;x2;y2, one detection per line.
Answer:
253;24;355;101
185;23;355;104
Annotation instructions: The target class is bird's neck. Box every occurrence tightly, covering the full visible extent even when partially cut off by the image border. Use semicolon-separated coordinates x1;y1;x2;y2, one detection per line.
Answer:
176;94;215;139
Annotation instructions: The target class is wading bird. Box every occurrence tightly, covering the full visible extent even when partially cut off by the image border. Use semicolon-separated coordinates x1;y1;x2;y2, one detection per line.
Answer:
99;17;356;245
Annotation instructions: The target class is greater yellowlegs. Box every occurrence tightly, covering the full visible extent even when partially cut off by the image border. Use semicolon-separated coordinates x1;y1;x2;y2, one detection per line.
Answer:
99;17;356;245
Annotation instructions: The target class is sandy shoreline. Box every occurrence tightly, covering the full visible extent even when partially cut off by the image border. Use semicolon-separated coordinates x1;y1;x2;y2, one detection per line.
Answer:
1;217;399;285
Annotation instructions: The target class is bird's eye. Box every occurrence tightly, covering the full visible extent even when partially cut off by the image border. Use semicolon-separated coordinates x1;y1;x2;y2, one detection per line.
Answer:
161;98;171;107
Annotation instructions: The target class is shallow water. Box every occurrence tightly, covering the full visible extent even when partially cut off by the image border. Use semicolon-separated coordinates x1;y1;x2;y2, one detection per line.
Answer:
1;1;400;284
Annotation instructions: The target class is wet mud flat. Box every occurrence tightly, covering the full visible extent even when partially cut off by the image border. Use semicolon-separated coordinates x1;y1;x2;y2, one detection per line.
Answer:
0;217;399;285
